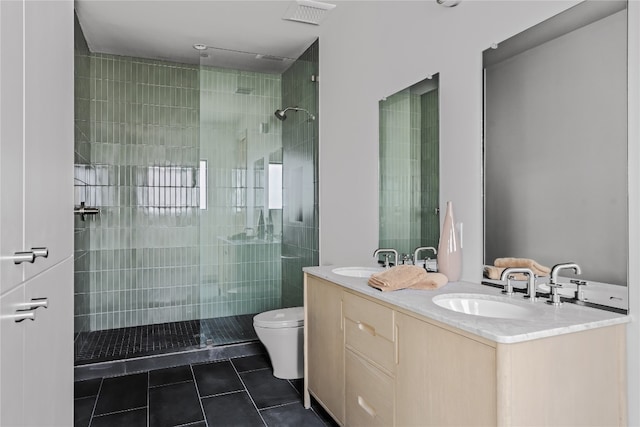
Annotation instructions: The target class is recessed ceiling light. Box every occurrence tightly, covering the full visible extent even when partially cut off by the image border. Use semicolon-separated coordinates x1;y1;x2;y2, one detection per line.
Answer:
193;43;208;51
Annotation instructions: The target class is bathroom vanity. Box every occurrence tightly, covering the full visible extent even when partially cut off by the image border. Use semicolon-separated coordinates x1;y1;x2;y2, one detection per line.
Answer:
303;266;629;426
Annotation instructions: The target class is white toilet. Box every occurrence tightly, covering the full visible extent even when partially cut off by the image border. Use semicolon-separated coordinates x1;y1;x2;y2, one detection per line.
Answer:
253;306;304;379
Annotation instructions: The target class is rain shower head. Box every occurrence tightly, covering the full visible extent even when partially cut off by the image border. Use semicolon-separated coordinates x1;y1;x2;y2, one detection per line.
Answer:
274;107;316;121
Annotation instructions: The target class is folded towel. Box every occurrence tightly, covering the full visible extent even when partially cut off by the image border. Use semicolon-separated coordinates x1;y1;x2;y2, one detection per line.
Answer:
368;265;448;291
484;266;528;281
407;273;449;290
493;257;550;276
368;265;426;291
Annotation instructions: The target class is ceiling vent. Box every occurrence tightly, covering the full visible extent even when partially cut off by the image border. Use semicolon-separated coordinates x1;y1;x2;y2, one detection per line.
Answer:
255;54;287;62
283;0;336;25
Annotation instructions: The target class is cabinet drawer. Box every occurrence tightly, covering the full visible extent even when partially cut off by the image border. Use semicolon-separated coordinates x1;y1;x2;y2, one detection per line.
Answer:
345;349;394;427
343;292;394;341
345;318;395;373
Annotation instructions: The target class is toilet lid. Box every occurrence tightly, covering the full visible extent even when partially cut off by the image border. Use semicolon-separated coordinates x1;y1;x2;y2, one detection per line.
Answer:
254;307;304;328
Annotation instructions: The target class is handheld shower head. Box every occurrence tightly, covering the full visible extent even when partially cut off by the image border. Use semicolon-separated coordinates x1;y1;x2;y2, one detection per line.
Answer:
274;107;315;121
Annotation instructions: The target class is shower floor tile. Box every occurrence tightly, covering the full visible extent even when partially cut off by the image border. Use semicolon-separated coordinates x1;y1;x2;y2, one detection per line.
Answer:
74;314;258;365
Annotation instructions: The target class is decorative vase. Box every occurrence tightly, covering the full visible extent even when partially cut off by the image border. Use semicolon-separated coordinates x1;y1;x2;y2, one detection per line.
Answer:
437;201;462;281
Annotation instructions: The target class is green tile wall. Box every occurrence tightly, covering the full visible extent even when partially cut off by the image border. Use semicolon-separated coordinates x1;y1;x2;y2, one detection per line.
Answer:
420;89;440;248
379;85;439;258
198;67;283;318
74;13;91;341
379;89;413;255
281;40;319;308
75;52;201;331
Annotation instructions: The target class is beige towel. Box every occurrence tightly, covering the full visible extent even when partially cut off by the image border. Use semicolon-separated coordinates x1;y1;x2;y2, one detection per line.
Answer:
368;265;448;291
407;273;449;290
493;257;550;276
484;266;528;281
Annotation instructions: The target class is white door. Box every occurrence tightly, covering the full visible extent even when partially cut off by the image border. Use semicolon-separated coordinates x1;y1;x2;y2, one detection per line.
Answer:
23;0;74;280
0;285;27;426
23;258;74;427
0;0;26;293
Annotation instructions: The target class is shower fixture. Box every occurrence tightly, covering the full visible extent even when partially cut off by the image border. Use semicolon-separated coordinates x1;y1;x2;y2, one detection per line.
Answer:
274;107;316;121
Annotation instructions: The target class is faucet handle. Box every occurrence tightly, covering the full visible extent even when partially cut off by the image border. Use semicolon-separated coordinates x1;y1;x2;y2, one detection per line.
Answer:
546;283;563;306
570;279;588;301
502;276;515;296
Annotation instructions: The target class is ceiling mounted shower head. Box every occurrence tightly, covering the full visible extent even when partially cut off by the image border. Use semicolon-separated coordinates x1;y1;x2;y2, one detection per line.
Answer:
274;107;316;121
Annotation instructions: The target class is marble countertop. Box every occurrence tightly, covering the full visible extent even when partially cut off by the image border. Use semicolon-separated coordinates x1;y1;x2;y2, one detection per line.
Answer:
303;265;630;344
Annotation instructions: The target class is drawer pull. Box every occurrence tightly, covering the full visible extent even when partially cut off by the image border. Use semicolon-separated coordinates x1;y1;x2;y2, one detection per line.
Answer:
358;395;377;418
357;321;376;336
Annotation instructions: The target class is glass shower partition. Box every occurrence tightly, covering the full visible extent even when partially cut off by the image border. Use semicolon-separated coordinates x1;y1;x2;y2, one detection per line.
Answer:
196;40;319;348
197;52;285;347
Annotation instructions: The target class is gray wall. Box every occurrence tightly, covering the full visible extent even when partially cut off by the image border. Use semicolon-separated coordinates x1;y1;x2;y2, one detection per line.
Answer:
484;10;627;285
315;3;639;421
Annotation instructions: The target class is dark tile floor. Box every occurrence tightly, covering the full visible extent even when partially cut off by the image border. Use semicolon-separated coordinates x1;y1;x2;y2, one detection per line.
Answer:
74;354;337;427
75;314;258;365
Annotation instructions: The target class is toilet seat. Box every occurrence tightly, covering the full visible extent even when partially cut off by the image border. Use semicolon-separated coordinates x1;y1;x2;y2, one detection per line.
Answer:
253;307;304;329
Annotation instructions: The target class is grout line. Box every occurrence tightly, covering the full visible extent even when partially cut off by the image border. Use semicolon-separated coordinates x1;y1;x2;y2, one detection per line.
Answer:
146;371;150;427
231;360;268;427
148;378;194;389
87;377;103;427
189;363;209;427
91;405;148;419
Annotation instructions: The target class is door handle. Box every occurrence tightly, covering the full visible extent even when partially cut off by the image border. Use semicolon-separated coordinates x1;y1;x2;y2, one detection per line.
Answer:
18;298;48;310
8;247;48;264
13;310;36;322
10;251;35;264
31;247;48;259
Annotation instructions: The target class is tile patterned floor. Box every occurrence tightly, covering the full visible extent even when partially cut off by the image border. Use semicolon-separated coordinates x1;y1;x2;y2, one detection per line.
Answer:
75;314;257;365
74;354;337;427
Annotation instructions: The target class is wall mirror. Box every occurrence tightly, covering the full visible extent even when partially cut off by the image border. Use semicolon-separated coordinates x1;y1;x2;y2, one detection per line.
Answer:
483;1;628;307
379;74;440;261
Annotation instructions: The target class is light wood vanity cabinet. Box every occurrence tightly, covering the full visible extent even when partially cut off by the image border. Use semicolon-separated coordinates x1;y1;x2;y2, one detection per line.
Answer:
304;273;627;426
305;275;345;424
395;312;497;426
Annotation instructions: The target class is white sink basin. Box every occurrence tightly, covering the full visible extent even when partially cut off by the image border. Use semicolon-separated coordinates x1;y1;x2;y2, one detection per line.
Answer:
432;294;536;319
331;266;385;278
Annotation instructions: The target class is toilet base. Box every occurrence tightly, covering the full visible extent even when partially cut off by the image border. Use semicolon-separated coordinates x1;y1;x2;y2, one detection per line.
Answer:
256;326;304;380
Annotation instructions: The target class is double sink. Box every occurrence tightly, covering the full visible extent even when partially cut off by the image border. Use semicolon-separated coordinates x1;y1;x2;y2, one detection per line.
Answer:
331;266;536;320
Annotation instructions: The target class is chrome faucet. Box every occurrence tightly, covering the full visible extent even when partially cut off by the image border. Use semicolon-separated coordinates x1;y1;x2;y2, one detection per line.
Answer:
548;262;582;306
373;248;398;268
500;267;536;301
413;246;437;266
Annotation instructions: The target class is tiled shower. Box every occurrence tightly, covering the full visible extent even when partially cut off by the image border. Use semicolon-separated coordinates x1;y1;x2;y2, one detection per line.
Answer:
73;17;318;364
